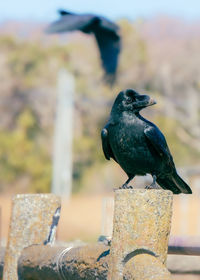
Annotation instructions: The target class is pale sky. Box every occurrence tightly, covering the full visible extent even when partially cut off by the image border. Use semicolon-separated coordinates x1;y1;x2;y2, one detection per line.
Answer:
1;0;200;22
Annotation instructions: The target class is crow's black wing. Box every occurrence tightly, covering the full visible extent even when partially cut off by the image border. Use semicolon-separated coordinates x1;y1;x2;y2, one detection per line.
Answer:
98;16;119;33
101;125;117;162
144;125;192;194
46;12;96;34
46;10;121;82
94;26;121;78
144;126;174;166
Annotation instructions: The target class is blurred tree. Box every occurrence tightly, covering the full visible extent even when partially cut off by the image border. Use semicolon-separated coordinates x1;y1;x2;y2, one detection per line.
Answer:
0;109;51;192
0;17;199;194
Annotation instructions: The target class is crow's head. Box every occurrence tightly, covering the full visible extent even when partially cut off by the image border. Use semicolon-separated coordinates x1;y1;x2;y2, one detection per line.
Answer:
111;89;156;115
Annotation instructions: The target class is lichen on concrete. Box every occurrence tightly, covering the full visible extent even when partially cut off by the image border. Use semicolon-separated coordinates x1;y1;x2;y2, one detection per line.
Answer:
124;254;172;280
3;194;61;280
108;189;173;280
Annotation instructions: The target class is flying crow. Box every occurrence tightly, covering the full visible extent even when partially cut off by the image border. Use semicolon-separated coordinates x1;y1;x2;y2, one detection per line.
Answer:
101;89;192;194
46;9;121;84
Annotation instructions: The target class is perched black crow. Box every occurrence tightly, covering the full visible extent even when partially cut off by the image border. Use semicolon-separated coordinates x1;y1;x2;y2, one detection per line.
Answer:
46;9;121;83
101;89;192;194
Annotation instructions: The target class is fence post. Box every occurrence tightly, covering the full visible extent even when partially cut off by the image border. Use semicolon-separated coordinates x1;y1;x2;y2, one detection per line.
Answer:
51;69;75;199
108;189;173;280
3;194;61;280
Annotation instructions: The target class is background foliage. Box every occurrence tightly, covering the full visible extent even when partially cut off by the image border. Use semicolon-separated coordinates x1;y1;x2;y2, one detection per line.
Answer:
0;17;199;193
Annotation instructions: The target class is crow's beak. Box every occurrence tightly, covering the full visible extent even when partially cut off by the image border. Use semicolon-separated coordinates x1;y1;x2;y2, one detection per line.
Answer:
147;97;156;106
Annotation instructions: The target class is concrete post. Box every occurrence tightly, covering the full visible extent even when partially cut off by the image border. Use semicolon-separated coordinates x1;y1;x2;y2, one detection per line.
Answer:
108;189;173;280
3;194;61;280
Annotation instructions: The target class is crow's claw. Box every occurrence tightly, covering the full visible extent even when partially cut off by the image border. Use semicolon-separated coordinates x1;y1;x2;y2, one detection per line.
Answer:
145;184;160;190
119;184;133;189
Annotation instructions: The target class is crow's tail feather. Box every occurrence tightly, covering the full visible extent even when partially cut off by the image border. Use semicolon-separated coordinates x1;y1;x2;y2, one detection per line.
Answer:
156;172;192;194
172;172;192;194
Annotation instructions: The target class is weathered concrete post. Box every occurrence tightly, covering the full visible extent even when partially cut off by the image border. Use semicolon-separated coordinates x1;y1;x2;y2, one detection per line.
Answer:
124;254;172;280
3;194;61;280
108;189;173;280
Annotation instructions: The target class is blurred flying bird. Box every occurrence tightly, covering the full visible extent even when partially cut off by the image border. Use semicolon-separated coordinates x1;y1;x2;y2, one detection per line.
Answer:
46;9;121;84
101;89;192;194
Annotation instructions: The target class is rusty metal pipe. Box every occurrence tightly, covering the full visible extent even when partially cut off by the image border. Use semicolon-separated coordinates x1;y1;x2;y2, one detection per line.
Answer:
168;245;200;255
3;243;200;280
17;244;172;280
17;244;173;279
168;236;200;255
17;244;109;280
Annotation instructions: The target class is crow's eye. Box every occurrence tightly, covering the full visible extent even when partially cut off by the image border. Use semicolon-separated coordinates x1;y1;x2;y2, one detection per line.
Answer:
126;97;132;103
127;96;136;103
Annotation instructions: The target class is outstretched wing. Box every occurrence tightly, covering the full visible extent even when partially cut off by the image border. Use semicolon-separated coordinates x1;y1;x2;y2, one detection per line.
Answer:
101;125;117;162
144;126;174;167
46;10;121;83
46;11;95;34
94;26;121;80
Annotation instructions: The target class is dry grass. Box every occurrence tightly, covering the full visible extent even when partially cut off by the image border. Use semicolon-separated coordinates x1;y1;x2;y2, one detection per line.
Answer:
57;194;104;242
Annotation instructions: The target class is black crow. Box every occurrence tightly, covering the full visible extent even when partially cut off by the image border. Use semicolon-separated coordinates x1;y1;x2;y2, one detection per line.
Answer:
101;89;192;194
46;9;121;84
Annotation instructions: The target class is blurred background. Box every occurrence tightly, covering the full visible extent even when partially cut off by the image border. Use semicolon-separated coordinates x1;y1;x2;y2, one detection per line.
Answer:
0;0;200;266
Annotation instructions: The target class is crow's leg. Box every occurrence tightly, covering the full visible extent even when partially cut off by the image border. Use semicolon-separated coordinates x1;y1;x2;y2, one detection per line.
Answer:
119;175;135;189
145;175;160;190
